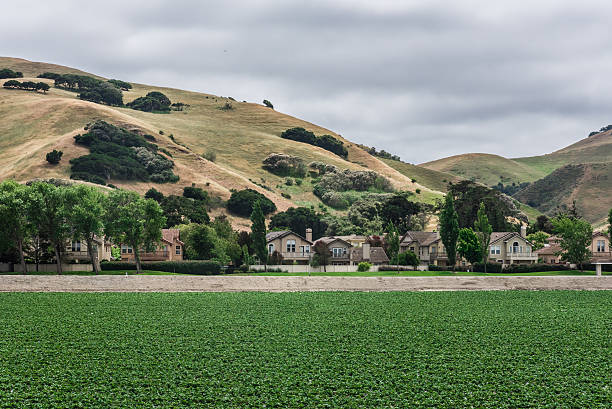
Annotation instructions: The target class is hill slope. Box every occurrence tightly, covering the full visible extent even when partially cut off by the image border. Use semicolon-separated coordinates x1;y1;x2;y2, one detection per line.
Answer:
420;153;548;186
0;57;443;228
513;163;612;224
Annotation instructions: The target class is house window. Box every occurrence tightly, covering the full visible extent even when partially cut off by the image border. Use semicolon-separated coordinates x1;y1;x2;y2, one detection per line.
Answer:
286;240;296;253
597;240;605;252
121;245;133;254
176;245;181;255
268;243;274;254
490;245;500;255
71;240;81;252
410;246;415;252
332;247;346;258
300;245;310;254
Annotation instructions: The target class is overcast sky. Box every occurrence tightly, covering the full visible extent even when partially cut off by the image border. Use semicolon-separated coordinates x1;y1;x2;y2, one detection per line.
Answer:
3;0;612;163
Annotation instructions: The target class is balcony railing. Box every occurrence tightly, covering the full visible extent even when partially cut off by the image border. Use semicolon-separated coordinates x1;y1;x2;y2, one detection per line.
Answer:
281;252;311;259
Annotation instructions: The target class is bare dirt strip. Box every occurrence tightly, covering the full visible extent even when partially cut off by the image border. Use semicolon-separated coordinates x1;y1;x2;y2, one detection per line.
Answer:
0;275;610;292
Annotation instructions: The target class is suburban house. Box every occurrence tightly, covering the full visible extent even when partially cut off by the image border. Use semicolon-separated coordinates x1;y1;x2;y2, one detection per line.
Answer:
64;236;113;263
120;229;184;262
487;231;538;265
400;227;538;267
400;231;448;266
350;243;390;266
540;232;611;265
313;236;353;265
266;229;313;264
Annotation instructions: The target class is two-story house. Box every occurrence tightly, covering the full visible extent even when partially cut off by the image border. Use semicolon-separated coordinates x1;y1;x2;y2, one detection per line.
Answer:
313;236;353;265
400;231;448;266
266;229;313;264
120;229;184;262
488;231;538;266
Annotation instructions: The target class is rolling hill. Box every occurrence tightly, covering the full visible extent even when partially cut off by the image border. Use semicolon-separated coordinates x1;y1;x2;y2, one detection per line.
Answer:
418;126;612;225
0;57;448;229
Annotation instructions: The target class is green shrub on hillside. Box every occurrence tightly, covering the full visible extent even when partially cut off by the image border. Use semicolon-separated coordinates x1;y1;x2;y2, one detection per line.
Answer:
0;68;23;79
70;121;179;185
262;153;307;178
280;127;348;158
127;91;172;112
108;79;132;90
227;189;276;217
45;150;63;164
100;260;221;274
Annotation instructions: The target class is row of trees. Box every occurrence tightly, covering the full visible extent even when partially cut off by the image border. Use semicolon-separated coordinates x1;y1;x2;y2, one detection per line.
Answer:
0;180;165;274
3;80;50;93
0;68;23;78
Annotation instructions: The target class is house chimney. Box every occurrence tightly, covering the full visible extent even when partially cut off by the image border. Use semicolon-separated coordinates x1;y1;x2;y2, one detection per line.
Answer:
363;243;370;261
520;224;527;238
306;228;313;242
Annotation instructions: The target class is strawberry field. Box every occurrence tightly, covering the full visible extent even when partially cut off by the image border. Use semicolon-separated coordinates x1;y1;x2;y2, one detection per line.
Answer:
0;291;609;408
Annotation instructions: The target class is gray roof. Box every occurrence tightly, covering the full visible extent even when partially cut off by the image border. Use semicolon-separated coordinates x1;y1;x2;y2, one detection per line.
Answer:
266;230;312;244
314;237;351;247
401;231;440;246
350;246;390;264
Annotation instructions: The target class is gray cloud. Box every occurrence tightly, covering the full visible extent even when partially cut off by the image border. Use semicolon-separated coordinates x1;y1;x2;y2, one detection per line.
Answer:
3;0;612;162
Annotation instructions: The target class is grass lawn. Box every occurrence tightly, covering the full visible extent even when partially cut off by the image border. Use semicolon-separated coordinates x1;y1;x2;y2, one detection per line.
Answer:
232;270;610;276
0;291;609;408
0;270;185;276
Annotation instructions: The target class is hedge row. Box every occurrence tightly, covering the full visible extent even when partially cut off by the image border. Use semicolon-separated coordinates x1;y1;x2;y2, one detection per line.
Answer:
101;261;221;275
428;263;576;273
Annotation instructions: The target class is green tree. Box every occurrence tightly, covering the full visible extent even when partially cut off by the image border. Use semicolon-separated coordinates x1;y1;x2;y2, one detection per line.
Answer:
64;185;106;274
386;222;400;271
46;150;63;164
28;182;71;274
227;189;276;217
552;215;593;271
398;250;419;270
104;190;165;273
457;228;482;266
608;208;612;240
312;241;331;272
526;231;550;251
0;181;32;273
440;193;459;270
474;202;493;273
250;201;268;270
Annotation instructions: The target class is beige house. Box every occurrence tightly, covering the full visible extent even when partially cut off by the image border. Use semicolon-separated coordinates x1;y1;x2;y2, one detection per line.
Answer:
120;229;184;262
590;232;611;262
488;232;538;265
64;236;113;263
400;231;448;266
313;237;353;265
266;229;313;264
335;235;368;248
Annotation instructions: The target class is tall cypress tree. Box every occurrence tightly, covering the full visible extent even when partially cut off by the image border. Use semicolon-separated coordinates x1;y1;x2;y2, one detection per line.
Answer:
440;193;459;271
474;202;493;273
385;221;400;271
608;208;612;240
250;200;268;270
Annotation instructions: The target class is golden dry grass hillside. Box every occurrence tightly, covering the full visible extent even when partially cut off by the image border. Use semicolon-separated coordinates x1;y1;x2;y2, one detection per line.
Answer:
0;57;446;228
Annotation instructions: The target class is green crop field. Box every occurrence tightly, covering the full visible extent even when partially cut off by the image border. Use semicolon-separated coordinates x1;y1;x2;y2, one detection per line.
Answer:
0;291;610;408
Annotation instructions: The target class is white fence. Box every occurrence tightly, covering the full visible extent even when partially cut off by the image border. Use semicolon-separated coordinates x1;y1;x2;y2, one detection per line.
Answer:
249;265;427;273
0;263;93;273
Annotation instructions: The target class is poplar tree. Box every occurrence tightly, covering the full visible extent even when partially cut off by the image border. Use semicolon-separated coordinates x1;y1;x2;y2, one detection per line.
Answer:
474;202;493;273
440;193;459;271
250;201;268;271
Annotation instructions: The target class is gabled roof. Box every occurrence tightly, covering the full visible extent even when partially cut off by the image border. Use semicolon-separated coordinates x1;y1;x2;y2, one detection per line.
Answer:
350;246;390;264
266;230;312;244
314;236;351;247
537;244;562;256
593;231;610;239
162;229;184;245
401;231;440;246
489;232;532;246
